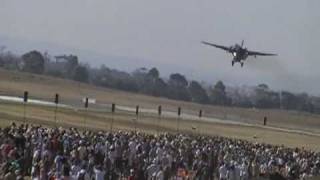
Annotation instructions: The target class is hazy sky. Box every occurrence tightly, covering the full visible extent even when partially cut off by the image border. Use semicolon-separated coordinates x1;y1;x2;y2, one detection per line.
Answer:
1;0;319;94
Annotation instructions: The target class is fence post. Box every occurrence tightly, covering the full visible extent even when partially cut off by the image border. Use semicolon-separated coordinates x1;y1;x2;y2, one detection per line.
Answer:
157;105;162;134
110;103;115;132
198;110;202;135
23;91;28;124
54;93;59;126
84;97;88;130
135;105;139;133
177;107;181;133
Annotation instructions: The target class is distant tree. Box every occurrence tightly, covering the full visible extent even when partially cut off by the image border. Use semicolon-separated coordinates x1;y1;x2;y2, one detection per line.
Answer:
209;81;231;105
257;83;269;90
141;68;168;96
228;87;253;108
46;70;64;78
281;91;297;110
43;51;51;63
0;49;6;67
215;81;226;91
113;78;139;92
148;67;159;79
73;65;89;82
151;78;168;97
188;81;209;104
281;91;315;112
0;46;5;67
168;73;191;101
0;50;22;70
131;67;167;96
22;50;45;74
268;91;280;108
90;65;110;87
91;65;139;92
132;67;149;91
132;67;148;78
43;51;55;75
52;54;79;79
254;84;279;108
65;55;78;74
0;57;3;67
295;93;314;112
169;73;188;87
311;97;320;114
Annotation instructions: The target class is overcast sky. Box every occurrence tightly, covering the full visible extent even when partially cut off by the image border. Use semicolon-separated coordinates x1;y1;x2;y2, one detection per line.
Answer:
0;0;319;94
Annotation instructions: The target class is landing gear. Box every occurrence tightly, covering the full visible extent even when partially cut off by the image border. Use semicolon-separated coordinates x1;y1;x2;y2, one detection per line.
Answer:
241;62;244;67
232;61;234;66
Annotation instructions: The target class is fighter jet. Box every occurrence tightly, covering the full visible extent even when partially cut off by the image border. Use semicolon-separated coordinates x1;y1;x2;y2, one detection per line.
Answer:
202;40;277;67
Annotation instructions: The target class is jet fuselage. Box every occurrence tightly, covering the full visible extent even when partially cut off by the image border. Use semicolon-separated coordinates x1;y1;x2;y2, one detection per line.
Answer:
231;44;249;63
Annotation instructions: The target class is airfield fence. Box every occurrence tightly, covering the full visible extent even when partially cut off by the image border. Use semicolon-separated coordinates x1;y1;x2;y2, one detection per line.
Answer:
0;90;262;123
1;91;317;135
0;91;212;134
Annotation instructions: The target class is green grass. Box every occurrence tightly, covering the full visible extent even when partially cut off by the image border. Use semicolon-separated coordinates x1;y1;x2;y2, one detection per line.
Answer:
0;68;320;151
0;102;319;151
0;68;320;134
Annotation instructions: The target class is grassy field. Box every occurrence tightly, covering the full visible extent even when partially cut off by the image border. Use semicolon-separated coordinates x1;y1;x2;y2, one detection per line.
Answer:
0;69;320;132
0;68;319;151
0;101;319;152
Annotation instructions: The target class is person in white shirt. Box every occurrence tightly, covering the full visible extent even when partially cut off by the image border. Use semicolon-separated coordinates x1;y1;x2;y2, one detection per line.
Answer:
70;164;81;179
128;140;136;167
219;164;228;180
233;163;241;180
109;145;117;166
77;168;90;180
240;162;248;180
228;165;237;180
93;165;106;180
78;143;87;160
156;166;164;180
147;159;159;180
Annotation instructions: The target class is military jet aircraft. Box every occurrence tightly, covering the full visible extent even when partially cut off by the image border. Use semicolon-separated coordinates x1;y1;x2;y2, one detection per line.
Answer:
202;40;277;67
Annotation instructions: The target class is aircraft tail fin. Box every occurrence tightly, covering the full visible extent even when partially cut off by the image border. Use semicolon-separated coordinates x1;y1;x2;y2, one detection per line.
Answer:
241;40;244;47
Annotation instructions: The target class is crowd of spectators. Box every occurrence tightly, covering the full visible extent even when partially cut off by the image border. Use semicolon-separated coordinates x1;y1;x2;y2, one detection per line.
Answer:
0;123;319;180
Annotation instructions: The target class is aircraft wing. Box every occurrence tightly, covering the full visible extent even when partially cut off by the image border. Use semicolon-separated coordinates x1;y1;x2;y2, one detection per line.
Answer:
202;41;231;52
247;50;277;56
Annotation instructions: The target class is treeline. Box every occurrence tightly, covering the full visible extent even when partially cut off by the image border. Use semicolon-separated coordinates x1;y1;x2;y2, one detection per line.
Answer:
1;48;320;114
